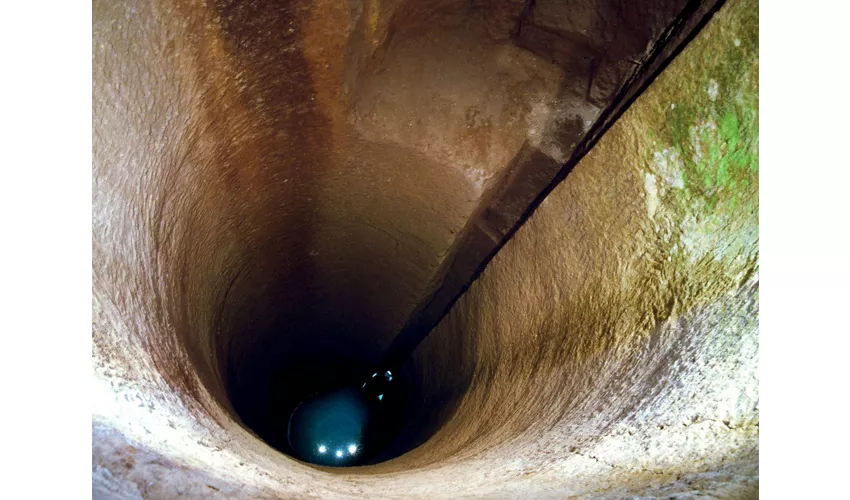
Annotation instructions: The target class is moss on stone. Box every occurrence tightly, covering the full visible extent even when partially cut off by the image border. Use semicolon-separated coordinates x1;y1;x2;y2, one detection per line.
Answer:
628;0;758;269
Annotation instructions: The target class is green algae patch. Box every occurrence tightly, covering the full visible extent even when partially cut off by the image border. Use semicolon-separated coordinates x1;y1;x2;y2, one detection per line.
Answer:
629;0;758;268
556;0;762;350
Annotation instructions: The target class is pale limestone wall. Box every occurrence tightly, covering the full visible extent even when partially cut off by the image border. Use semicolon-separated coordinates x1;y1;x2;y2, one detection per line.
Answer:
408;0;758;495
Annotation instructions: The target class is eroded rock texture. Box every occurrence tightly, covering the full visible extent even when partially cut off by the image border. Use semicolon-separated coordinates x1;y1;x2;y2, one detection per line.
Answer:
93;0;758;497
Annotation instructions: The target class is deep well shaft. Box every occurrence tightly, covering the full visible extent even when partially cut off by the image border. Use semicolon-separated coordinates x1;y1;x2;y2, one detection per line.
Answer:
92;0;758;497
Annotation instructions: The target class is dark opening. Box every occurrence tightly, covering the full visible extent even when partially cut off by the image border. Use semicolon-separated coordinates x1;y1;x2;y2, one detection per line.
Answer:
226;334;427;467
